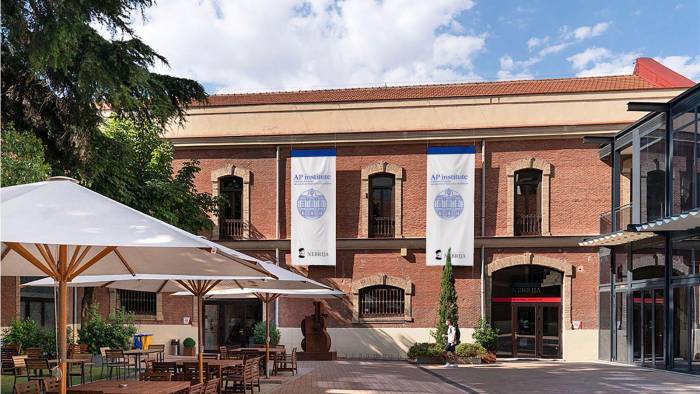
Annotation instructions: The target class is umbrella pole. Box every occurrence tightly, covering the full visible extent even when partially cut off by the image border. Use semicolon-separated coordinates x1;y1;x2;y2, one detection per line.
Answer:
265;299;270;379
58;278;68;394
197;294;204;384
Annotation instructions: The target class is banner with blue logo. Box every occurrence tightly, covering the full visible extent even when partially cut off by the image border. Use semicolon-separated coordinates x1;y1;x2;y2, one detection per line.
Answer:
426;146;475;266
291;148;336;266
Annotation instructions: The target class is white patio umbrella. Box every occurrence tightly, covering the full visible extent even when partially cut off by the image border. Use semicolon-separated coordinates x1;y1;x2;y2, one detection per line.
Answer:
173;281;343;377
1;178;273;392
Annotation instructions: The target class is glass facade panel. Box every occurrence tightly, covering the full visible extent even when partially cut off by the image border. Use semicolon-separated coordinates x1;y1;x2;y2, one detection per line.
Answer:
615;247;629;283
599;291;611;361
600;251;611;285
673;286;692;372
672;99;700;213
673;238;697;277
639;114;667;224
632;240;666;281
616;292;629;363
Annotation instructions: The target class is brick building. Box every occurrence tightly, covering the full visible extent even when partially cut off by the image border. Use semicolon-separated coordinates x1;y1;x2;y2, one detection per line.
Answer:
2;58;694;361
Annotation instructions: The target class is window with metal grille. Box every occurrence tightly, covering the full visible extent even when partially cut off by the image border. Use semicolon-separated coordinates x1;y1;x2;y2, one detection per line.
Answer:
117;289;156;316
359;285;404;318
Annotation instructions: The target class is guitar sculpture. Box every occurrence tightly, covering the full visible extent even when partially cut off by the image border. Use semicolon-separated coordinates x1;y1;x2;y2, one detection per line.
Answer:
300;301;331;353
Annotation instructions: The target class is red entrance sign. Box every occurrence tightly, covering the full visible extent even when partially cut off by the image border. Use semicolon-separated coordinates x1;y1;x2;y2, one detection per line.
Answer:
491;297;561;303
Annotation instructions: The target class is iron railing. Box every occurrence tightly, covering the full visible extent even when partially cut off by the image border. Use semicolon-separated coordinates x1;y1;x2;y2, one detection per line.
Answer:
117;289;156;316
599;203;632;234
515;214;541;236
370;216;395;238
220;219;247;239
359;286;404;318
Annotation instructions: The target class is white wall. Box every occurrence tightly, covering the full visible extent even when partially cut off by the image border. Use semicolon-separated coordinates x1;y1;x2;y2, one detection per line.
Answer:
563;329;598;361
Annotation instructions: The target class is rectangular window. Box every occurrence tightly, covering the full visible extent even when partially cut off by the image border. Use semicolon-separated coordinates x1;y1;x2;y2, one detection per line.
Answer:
117;289;156;316
359;286;404;318
639;113;667;223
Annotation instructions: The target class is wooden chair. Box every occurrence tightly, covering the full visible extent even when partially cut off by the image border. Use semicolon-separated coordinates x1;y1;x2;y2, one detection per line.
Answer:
202;353;219;360
67;344;81;358
221;363;244;393
139;370;172;381
41;377;60;394
68;353;94;385
11;356;30;391
13;380;40;394
98;347;110;378
104;349;134;380
247;357;261;394
204;378;220;394
152;361;178;376
218;346;228;360
2;346;19;374
24;359;51;382
24;348;43;359
276;347;297;375
188;383;204;394
148;344;166;362
180;362;211;383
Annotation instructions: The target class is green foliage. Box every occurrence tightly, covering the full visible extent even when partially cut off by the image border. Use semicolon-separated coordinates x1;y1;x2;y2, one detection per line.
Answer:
455;342;486;358
77;304;137;354
183;337;196;348
0;318;70;357
1;0;207;174
472;318;499;352
0;126;51;186
84;119;219;233
407;342;443;359
252;321;280;346
432;249;459;346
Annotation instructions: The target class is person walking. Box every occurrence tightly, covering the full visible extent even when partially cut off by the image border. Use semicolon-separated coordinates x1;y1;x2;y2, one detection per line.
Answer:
443;319;457;367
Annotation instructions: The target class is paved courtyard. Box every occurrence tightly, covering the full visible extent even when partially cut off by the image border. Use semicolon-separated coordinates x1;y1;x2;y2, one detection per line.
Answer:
267;360;700;394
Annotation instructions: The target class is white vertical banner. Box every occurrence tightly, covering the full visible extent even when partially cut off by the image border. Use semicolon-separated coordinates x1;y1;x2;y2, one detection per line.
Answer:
426;146;475;266
291;148;336;266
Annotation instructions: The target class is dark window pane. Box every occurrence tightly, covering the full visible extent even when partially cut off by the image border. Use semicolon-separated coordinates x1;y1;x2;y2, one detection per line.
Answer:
492;265;562;298
639;114;667;223
514;169;542;236
600;252;611;285
359;285;404;318
117;289;156;316
599;291;611;361
369;174;395;238
631;240;665;281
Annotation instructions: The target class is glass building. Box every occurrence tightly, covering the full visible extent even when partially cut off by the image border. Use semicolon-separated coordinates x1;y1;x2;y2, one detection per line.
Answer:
584;83;700;373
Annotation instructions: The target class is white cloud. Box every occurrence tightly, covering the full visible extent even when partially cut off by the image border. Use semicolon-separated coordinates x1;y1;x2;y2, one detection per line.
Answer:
572;22;610;40
496;55;534;80
567;47;639;76
129;0;483;92
655;55;700;81
526;36;549;51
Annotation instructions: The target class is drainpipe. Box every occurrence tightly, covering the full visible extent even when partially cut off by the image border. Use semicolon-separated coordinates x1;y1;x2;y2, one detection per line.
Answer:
275;145;280;326
480;140;486;321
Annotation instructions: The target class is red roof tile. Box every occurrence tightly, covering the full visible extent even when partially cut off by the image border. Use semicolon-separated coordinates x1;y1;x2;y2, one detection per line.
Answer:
197;58;695;107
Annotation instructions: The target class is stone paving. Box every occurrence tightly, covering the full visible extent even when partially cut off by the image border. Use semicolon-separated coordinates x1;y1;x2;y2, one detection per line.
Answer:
268;360;464;393
266;360;700;394
423;360;700;393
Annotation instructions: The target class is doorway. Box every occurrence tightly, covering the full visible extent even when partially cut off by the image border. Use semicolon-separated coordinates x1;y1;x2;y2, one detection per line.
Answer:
632;289;665;368
203;299;262;352
491;265;563;358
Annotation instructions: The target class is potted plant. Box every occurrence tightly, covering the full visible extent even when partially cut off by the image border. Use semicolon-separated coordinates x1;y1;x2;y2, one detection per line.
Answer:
454;342;485;364
407;342;444;364
253;321;280;346
472;319;499;363
183;337;196;356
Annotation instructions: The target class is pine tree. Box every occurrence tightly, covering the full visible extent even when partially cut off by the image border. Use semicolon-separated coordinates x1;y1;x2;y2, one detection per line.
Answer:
432;248;459;346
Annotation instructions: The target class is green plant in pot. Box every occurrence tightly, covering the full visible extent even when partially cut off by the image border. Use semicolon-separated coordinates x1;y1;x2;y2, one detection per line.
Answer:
472;318;499;363
183;337;196;356
407;342;443;364
253;321;280;346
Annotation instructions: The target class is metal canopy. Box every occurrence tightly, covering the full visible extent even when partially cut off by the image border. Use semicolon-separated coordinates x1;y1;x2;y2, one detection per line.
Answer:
578;230;655;246
634;209;700;232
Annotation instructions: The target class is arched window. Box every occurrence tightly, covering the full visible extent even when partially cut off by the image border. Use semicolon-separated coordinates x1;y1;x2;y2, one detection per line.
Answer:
359;285;405;318
514;169;542;236
220;176;244;239
369;174;395;238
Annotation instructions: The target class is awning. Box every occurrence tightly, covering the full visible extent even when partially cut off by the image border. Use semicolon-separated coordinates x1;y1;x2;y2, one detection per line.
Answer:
634;209;700;232
578;231;655;246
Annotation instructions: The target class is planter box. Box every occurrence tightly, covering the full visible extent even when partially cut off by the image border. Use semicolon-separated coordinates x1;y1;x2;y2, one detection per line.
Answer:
183;347;195;356
413;355;445;364
455;357;482;365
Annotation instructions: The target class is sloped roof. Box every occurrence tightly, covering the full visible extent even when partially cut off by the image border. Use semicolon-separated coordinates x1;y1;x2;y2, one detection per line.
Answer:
197;58;694;107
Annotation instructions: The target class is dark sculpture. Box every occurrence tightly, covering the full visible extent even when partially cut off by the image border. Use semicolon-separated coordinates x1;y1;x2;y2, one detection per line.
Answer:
300;301;331;352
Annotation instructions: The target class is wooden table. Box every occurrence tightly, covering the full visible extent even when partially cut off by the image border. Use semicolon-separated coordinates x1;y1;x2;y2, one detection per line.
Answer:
52;380;190;394
226;348;285;374
124;349;163;371
166;356;243;375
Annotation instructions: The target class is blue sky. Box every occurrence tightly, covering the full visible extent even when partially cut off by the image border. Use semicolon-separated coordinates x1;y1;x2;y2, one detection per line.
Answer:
128;0;699;93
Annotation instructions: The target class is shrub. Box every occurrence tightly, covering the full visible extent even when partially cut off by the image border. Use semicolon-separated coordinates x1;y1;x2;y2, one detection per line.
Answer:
183;337;196;348
455;342;486;358
407;342;442;359
253;321;280;346
472;318;499;352
0;318;68;357
78;304;137;354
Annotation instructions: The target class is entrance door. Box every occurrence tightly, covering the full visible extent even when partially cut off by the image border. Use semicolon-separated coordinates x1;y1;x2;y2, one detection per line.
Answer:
632;289;665;367
512;303;561;358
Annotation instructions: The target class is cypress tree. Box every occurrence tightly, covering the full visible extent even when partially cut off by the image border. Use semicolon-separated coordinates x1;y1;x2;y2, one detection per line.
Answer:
432;248;459;346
